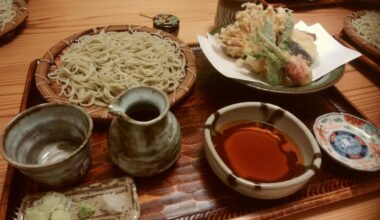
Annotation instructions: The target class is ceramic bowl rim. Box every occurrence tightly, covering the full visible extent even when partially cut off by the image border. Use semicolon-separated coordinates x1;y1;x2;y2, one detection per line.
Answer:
109;86;170;125
204;102;321;190
0;103;93;169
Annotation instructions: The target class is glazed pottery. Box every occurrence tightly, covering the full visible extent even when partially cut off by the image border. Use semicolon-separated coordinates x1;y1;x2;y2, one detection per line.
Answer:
314;112;380;171
204;102;321;199
1;103;93;187
17;177;140;219
108;86;181;177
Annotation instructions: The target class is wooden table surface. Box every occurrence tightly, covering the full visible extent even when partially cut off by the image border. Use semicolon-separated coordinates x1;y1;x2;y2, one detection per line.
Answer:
0;0;379;219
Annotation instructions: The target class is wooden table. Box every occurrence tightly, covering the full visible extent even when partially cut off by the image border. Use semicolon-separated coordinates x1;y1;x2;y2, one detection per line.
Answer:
0;0;379;219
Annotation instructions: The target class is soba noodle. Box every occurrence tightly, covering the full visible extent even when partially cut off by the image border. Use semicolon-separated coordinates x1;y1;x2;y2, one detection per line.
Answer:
0;0;16;32
352;11;380;49
48;30;186;107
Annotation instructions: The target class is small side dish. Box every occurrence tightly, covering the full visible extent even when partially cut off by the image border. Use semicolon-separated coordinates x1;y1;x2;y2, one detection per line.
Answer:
17;177;139;220
153;13;180;36
313;113;380;172
216;3;318;86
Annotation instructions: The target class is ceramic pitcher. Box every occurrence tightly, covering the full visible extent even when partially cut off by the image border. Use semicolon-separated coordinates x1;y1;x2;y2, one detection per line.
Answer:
108;86;181;177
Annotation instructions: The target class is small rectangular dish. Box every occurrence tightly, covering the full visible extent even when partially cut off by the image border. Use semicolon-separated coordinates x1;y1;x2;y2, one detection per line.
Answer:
16;177;139;220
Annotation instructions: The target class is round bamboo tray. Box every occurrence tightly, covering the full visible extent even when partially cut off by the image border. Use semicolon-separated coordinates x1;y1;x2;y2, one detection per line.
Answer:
343;10;380;61
35;25;197;121
0;0;27;39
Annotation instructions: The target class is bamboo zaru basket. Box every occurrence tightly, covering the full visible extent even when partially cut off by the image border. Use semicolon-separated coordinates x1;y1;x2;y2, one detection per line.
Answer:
34;25;197;121
0;0;27;39
343;10;380;62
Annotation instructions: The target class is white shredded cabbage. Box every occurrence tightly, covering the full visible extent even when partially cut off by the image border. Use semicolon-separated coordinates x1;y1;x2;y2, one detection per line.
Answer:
24;192;72;220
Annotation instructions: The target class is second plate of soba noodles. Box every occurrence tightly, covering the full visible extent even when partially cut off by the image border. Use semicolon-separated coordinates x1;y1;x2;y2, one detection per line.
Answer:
35;25;197;121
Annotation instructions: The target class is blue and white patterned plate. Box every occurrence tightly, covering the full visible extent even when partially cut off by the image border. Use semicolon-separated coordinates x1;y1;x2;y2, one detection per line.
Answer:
313;112;380;171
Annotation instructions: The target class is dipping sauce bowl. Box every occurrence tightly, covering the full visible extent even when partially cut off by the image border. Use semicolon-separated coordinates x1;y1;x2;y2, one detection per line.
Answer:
204;102;321;199
1;103;93;187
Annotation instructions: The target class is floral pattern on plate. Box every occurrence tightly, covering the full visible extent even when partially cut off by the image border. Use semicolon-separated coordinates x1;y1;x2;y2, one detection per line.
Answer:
313;112;380;171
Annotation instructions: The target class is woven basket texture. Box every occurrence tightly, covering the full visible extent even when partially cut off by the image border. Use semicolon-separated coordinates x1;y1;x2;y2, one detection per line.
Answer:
343;10;380;62
0;0;27;39
35;25;197;121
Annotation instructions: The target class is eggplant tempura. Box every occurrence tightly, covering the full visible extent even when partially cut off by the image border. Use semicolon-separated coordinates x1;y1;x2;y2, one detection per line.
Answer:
216;3;318;86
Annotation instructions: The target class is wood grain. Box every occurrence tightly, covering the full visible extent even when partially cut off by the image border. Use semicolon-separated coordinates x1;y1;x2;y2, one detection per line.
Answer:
0;0;379;219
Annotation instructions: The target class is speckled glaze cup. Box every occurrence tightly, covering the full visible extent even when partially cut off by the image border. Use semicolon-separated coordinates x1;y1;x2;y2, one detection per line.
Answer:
108;86;181;177
0;103;93;188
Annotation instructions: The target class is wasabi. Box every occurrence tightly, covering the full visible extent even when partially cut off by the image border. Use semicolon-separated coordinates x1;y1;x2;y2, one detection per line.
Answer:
77;202;95;219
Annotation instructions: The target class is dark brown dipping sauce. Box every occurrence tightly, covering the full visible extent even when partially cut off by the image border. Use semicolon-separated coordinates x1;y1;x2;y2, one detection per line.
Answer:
126;102;160;122
213;121;305;183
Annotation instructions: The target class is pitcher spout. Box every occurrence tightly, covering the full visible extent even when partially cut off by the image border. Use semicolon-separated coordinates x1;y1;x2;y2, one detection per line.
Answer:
108;98;124;117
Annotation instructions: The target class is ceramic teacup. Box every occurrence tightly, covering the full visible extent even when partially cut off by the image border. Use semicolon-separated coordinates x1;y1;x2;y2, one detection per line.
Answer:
1;103;93;187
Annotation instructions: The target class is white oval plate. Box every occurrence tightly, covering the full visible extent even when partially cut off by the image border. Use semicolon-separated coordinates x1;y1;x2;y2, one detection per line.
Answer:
313;112;380;172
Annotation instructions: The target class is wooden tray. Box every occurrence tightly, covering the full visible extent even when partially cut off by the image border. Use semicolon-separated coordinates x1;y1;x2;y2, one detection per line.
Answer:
2;44;380;220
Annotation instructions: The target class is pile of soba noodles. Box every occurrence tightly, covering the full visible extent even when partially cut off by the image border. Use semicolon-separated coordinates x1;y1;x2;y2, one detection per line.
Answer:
48;29;186;107
351;11;380;49
0;0;16;32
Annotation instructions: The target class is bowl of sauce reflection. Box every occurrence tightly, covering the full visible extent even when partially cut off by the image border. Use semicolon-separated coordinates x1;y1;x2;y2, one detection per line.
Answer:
204;102;321;199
